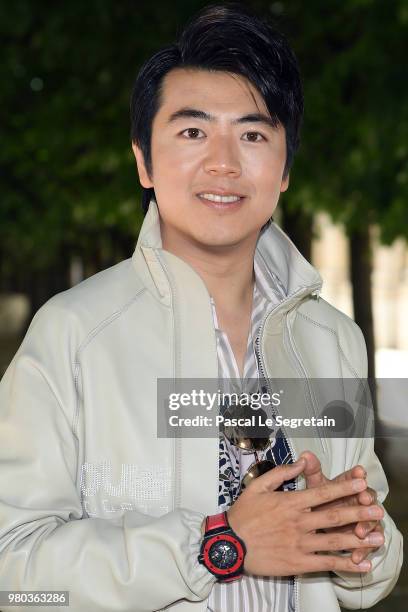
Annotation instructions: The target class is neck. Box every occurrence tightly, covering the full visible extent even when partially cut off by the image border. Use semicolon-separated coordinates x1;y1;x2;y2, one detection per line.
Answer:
160;224;258;314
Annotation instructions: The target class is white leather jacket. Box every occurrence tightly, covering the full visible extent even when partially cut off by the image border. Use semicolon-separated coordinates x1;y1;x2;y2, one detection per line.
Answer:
0;199;402;611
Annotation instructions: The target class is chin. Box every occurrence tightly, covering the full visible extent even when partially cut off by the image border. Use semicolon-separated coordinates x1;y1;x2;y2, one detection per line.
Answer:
192;233;249;249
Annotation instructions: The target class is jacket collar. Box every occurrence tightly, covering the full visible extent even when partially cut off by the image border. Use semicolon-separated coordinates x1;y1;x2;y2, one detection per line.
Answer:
131;198;323;307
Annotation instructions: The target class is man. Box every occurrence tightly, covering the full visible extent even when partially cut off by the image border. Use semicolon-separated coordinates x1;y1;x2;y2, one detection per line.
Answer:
0;4;402;612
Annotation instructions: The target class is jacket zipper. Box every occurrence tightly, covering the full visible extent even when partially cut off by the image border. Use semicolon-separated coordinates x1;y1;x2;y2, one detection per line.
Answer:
254;333;300;612
254;286;320;612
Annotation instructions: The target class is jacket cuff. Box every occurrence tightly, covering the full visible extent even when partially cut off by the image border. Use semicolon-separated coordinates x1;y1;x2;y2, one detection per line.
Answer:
180;509;217;598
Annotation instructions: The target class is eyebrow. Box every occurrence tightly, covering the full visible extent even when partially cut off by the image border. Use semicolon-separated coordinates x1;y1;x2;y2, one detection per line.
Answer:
167;107;279;130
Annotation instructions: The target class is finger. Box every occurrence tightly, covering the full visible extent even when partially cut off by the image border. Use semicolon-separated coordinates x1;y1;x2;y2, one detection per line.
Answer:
316;485;376;513
303;530;384;553
303;553;372;574
303;504;384;532
317;492;361;513
255;457;306;492
358;488;377;506
324;524;357;535
355;520;379;539
295;478;367;509
332;464;366;484
352;548;374;564
316;486;376;515
300;451;327;488
351;525;384;563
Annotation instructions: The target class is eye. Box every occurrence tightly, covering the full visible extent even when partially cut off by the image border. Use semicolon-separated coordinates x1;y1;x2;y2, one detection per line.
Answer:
242;131;266;142
180;127;205;139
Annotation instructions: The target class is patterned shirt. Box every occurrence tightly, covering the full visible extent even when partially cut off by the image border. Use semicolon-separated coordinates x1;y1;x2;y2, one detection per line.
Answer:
206;252;296;612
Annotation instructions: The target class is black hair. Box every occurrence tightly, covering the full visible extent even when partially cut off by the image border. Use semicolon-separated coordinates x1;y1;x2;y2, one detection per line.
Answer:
130;2;304;214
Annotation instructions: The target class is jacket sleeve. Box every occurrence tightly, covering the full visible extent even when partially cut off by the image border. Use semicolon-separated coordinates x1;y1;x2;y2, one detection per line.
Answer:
331;437;403;609
330;324;403;609
0;300;215;612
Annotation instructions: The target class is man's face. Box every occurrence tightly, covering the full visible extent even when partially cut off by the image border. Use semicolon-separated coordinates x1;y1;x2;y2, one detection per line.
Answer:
132;68;289;250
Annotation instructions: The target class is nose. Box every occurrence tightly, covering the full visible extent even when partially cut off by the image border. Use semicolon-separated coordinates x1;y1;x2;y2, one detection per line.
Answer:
203;135;242;177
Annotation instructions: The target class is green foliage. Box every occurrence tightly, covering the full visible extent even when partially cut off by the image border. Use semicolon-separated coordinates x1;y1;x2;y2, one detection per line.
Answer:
260;0;408;242
0;0;204;273
1;0;407;282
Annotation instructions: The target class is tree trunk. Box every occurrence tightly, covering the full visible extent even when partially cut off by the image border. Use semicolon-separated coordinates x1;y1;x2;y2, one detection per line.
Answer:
280;206;313;262
349;226;376;382
349;226;385;460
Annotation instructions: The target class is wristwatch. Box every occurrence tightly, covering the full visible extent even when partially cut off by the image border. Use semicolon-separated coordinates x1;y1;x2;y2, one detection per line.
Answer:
198;511;246;581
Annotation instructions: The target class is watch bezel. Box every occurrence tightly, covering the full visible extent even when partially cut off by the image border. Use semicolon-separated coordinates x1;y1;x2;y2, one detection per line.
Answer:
200;532;246;578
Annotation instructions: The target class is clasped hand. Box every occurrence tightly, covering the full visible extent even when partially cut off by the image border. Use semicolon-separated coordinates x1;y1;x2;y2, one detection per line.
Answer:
227;453;384;577
299;450;384;566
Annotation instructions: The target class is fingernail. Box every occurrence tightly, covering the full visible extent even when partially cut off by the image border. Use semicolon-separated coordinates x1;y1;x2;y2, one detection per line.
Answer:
368;533;384;546
358;561;371;571
352;478;366;492
368;506;383;518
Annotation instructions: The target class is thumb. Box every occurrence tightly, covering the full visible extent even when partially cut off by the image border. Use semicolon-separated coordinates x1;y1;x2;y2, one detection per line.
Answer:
300;451;327;488
257;457;306;492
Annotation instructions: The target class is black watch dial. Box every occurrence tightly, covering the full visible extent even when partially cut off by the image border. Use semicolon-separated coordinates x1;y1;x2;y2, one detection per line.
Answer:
208;539;238;569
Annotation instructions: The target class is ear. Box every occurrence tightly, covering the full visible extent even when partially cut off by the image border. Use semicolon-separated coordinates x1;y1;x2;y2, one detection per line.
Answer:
131;142;154;189
280;172;290;193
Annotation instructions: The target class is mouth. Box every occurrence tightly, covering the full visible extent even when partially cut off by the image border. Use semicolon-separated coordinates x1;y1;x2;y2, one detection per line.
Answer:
196;191;246;209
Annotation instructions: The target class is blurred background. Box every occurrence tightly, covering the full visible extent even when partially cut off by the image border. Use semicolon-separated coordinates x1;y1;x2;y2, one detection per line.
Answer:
1;1;407;608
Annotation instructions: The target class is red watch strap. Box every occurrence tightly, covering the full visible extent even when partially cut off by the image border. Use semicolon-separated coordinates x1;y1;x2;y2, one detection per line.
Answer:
206;511;228;531
200;511;245;581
